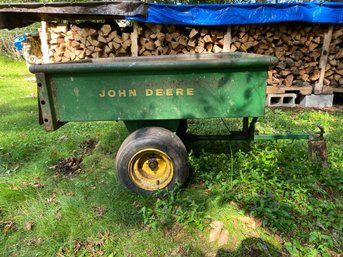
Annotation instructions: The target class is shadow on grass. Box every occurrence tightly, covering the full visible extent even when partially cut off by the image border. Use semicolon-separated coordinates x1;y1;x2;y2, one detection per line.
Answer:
216;237;281;257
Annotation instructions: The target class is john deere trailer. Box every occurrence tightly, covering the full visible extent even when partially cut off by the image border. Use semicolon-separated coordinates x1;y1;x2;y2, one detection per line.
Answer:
29;52;325;194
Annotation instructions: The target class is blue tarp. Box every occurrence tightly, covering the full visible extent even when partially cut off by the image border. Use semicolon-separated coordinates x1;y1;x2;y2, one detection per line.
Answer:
127;2;343;25
14;35;27;51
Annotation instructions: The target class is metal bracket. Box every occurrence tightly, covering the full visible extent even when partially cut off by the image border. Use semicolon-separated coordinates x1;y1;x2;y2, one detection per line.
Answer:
36;73;66;131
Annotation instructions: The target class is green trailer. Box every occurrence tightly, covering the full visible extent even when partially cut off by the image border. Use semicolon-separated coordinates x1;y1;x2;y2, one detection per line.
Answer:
29;52;326;194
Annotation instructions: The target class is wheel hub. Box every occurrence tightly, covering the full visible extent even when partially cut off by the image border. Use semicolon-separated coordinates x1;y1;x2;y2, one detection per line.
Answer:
148;156;158;170
128;148;174;191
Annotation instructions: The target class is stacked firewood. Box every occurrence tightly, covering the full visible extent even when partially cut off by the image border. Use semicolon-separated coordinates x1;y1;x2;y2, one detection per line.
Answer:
230;24;327;88
22;35;43;64
137;23;225;56
326;27;343;88
48;23;131;62
44;22;342;90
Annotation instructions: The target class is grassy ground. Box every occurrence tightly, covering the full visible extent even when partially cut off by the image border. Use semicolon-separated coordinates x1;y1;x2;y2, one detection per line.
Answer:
0;55;342;257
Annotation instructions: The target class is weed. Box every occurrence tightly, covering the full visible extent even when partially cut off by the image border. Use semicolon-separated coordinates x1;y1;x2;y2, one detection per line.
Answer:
139;185;207;231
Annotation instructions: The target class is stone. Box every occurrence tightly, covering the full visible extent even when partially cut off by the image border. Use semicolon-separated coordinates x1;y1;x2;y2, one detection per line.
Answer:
299;94;333;108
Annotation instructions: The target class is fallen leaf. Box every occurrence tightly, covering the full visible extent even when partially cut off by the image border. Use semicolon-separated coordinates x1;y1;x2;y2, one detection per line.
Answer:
65;192;75;196
25;222;33;231
74;240;81;254
98;231;111;239
58;135;68;141
31;183;43;188
46;192;57;204
94;207;107;217
26;237;42;246
56;211;62;221
3;221;16;234
91;185;97;190
46;198;54;204
218;229;229;246
95;240;104;247
132;201;141;209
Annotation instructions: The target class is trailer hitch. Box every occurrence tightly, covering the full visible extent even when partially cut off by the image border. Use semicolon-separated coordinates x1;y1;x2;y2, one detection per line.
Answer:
315;125;325;141
308;125;328;168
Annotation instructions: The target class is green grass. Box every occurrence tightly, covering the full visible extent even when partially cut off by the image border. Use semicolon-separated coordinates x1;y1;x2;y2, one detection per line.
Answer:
0;55;342;257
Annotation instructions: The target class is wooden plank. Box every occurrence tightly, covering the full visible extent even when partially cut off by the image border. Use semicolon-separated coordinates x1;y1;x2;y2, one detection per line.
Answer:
332;87;343;93
131;21;138;56
223;26;231;52
266;86;313;95
40;21;50;63
322;87;334;94
314;25;334;94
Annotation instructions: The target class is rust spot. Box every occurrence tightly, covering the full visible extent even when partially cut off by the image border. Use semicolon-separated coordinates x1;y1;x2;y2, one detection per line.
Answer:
50;79;57;98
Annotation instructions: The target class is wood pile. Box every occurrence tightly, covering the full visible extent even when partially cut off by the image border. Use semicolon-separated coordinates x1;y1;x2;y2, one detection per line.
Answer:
42;21;342;91
47;23;132;62
326;26;343;88
230;24;329;89
137;23;225;56
22;35;42;64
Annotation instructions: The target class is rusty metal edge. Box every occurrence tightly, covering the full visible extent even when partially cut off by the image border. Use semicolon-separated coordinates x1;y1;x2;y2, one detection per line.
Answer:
36;73;66;131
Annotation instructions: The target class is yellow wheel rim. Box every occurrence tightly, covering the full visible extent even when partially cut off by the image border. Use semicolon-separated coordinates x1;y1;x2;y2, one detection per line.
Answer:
129;148;174;191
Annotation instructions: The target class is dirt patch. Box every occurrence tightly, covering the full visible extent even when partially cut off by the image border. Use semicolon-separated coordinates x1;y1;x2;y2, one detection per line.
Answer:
79;139;98;154
92;206;107;217
50;157;82;175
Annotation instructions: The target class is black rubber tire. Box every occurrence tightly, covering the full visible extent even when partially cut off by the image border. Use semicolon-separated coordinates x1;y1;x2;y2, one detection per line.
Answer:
115;127;189;194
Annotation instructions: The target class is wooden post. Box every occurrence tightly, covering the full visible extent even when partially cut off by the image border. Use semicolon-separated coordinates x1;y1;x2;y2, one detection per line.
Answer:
131;21;139;56
314;25;334;94
40;21;50;64
223;26;232;52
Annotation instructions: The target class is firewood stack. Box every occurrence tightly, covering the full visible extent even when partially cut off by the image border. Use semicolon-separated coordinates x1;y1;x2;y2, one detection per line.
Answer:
43;21;342;91
22;35;42;64
230;24;328;88
326;27;343;88
48;23;132;62
137;23;225;56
